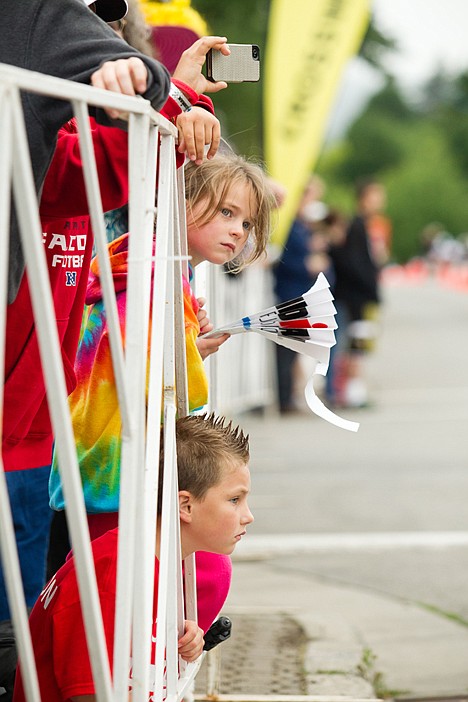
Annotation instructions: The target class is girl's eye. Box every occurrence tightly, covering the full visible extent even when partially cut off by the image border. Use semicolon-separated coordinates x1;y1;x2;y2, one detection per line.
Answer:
229;497;239;505
243;221;252;231
221;207;232;217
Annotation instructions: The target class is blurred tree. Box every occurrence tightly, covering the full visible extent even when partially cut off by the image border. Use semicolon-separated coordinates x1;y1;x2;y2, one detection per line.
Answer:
385;123;468;261
191;0;269;156
452;71;468;111
421;70;468;180
190;3;396;158
339;114;404;182
418;68;457;112
191;4;468;263
367;76;414;121
322;78;409;184
317;78;468;262
358;16;398;74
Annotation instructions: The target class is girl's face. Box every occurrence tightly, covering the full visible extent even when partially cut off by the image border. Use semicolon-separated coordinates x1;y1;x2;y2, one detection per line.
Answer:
187;181;255;267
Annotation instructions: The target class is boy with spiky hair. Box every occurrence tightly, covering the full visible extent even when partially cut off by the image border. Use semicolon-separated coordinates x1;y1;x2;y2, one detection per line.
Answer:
13;414;253;702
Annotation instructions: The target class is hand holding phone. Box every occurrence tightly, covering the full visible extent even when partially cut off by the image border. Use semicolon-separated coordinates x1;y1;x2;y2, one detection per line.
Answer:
206;44;260;83
172;36;231;95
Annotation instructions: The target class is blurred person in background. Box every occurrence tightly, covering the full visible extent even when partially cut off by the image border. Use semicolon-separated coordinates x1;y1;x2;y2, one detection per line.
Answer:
272;175;334;414
328;178;389;408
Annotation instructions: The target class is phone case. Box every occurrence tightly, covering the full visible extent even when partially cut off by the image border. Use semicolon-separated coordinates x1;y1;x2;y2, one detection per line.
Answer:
207;44;260;83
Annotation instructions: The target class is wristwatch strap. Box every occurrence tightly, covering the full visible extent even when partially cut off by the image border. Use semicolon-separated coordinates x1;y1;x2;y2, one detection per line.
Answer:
169;82;193;112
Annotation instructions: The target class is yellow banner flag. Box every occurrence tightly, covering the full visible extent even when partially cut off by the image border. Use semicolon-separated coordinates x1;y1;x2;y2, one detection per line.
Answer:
264;0;370;247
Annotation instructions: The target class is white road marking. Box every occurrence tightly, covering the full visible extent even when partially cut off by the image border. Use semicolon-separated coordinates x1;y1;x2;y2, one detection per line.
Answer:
233;531;468;560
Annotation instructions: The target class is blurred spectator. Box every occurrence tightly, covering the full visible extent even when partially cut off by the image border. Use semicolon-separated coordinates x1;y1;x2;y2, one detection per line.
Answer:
312;210;348;404
328;178;388;408
421;222;466;268
420;221;446;259
272;176;334;413
366;186;392;268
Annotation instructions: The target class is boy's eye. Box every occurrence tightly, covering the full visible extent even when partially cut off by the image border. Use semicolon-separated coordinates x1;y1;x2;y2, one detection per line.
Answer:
229;497;239;504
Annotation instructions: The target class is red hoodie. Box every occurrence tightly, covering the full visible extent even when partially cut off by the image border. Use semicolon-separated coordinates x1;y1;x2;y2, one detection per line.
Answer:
2;88;214;471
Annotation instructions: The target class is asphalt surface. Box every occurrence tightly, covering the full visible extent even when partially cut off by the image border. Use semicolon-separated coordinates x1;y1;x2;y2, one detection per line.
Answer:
219;274;468;699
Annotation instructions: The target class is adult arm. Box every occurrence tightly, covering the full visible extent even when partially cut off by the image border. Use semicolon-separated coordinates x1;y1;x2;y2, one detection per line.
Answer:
169;36;229;163
25;0;170;134
42;33;229;218
2;0;170;302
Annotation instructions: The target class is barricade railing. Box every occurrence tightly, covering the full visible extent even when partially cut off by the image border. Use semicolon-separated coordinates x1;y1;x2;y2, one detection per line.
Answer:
0;61;199;702
194;262;276;416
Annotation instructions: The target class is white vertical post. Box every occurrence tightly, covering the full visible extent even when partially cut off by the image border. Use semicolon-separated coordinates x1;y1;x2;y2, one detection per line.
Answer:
113;111;153;702
153;179;178;698
10;85;113;702
153;404;179;702
129;120;160;702
173;163;189;419
162;147;182;697
0;60;205;702
0;84;42;702
173;165;197;625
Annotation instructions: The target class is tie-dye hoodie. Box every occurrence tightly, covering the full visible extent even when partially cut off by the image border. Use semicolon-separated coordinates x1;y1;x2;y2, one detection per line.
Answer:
49;233;208;513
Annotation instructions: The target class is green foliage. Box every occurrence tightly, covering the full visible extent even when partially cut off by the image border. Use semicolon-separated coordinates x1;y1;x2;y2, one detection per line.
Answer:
190;3;468;263
366;77;414;121
385;123;468;261
358;16;398;74
453;71;468;111
417;69;457;113
191;0;270;156
339;113;405;182
318;75;468;262
357;647;408;699
418;70;468;179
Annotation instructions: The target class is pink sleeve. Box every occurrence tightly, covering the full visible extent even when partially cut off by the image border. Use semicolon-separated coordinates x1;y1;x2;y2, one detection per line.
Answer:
195;553;232;633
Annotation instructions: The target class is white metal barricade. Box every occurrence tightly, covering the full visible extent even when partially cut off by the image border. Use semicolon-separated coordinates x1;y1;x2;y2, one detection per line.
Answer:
0;61;199;702
195;262;277;416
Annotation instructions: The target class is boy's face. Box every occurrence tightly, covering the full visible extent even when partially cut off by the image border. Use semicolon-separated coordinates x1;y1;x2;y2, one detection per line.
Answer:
186;182;254;267
185;460;254;555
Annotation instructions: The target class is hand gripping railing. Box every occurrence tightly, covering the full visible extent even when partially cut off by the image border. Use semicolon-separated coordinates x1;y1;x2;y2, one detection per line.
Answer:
0;61;198;702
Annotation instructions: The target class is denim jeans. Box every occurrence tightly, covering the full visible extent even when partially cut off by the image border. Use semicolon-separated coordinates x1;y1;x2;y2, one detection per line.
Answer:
0;465;52;620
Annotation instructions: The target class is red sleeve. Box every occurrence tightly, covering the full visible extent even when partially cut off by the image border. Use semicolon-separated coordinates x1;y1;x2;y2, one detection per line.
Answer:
161;80;215;121
40;117;129;218
194;93;215;114
159;83;215;169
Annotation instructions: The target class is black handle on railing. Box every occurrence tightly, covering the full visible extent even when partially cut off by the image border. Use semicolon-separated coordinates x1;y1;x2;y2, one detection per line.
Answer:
203;616;232;651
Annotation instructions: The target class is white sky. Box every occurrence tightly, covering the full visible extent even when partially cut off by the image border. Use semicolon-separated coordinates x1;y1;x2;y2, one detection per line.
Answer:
325;0;468;141
371;0;468;88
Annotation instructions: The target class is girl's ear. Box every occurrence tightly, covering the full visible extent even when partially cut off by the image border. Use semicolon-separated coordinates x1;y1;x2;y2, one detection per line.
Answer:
179;491;193;523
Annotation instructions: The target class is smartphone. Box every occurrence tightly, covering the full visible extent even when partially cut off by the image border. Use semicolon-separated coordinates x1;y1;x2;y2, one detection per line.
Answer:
206;44;260;83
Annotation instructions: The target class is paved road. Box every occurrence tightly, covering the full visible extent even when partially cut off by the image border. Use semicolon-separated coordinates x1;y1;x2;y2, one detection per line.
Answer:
229;276;468;697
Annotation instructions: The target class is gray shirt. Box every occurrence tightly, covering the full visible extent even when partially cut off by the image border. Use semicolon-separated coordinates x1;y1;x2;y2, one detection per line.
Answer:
0;0;170;302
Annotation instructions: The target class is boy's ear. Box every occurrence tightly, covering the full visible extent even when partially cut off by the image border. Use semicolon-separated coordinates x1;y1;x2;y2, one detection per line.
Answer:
179;490;193;523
